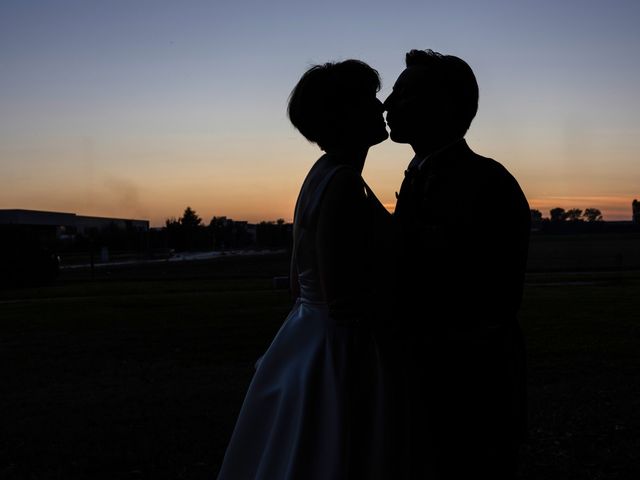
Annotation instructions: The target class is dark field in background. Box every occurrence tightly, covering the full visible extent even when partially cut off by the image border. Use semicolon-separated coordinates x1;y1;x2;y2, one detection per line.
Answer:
1;234;639;479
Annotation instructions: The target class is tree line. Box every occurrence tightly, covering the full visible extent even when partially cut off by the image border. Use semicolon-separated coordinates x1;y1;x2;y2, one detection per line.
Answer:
163;202;637;251
163;206;291;252
530;207;603;224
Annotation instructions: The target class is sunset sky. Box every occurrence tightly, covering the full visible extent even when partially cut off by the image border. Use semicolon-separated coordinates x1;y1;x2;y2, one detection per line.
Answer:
1;0;639;226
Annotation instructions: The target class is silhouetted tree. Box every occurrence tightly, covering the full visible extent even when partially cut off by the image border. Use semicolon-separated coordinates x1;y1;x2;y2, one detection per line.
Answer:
530;209;543;223
180;207;202;228
164;207;210;251
182;207;202;250
164;217;183;251
583;208;603;222
165;217;179;228
256;220;292;248
633;199;640;224
565;208;583;222
550;207;567;222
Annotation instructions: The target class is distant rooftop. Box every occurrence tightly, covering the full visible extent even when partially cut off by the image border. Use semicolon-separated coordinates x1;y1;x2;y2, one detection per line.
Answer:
0;209;149;231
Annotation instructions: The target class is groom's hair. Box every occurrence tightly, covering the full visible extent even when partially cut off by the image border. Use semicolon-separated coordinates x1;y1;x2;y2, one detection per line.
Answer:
405;49;479;136
288;59;381;151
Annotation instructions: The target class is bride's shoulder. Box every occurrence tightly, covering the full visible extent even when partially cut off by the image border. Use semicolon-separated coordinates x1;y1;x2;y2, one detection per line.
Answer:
297;157;364;225
305;155;363;198
322;165;365;201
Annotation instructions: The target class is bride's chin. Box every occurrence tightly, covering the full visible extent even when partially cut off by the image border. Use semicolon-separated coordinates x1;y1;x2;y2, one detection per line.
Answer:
369;130;389;147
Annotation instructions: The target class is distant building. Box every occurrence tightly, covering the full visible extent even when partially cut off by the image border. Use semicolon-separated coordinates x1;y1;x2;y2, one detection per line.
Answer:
0;209;149;255
208;216;257;250
0;210;149;283
0;209;149;238
633;199;640;224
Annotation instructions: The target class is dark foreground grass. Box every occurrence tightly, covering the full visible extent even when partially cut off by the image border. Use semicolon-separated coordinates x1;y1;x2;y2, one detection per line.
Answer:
1;252;639;479
519;278;640;479
1;255;292;480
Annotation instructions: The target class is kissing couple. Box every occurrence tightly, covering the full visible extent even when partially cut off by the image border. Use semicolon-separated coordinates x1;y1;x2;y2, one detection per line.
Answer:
218;49;531;480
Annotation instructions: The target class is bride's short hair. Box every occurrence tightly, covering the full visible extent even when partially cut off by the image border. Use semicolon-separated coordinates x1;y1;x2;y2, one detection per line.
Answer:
288;60;381;151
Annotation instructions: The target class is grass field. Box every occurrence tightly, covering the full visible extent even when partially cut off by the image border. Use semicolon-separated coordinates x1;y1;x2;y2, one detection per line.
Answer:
1;240;639;479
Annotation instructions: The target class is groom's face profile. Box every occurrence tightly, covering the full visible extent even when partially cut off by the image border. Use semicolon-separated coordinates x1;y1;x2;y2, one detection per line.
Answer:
334;90;388;150
384;67;432;145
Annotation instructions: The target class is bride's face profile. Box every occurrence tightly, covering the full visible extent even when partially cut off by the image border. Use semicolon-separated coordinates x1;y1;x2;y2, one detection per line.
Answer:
288;59;387;153
336;89;389;150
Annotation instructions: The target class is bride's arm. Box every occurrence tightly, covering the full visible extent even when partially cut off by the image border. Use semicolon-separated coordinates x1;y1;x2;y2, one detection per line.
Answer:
316;169;370;324
289;258;300;301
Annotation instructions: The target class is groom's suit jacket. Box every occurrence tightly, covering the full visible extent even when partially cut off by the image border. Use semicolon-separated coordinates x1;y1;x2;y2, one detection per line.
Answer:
393;139;530;467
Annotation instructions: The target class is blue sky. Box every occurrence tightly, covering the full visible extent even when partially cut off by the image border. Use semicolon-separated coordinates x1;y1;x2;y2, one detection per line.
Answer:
1;0;639;224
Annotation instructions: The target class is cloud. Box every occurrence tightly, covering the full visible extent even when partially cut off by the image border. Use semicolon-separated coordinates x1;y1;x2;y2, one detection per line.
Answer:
102;175;147;218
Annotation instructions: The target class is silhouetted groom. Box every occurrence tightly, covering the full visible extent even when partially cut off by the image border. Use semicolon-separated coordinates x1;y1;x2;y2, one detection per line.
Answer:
385;50;530;479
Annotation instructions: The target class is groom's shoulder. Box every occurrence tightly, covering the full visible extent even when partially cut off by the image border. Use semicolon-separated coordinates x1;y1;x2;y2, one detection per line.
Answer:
465;151;527;204
467;149;507;175
467;150;520;185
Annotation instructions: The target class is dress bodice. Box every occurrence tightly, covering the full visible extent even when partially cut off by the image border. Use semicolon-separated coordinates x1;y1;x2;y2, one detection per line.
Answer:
291;156;340;303
291;155;393;307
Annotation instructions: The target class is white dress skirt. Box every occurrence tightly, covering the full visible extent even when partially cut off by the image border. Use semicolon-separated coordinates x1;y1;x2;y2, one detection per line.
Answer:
217;157;388;480
217;299;353;479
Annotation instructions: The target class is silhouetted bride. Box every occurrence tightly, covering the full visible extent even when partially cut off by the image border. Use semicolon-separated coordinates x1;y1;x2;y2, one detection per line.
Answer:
217;60;391;479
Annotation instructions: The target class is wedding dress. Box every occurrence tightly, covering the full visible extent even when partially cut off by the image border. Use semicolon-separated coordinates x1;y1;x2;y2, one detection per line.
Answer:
217;155;391;480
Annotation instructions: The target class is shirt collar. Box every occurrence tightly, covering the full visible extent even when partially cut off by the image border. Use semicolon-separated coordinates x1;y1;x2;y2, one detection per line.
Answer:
409;137;465;173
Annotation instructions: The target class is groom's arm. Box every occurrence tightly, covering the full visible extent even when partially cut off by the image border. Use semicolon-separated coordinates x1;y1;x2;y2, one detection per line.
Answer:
471;164;530;323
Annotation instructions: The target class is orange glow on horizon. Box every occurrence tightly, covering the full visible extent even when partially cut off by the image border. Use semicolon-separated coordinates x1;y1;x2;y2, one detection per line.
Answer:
382;203;396;214
5;193;636;227
383;197;635;222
